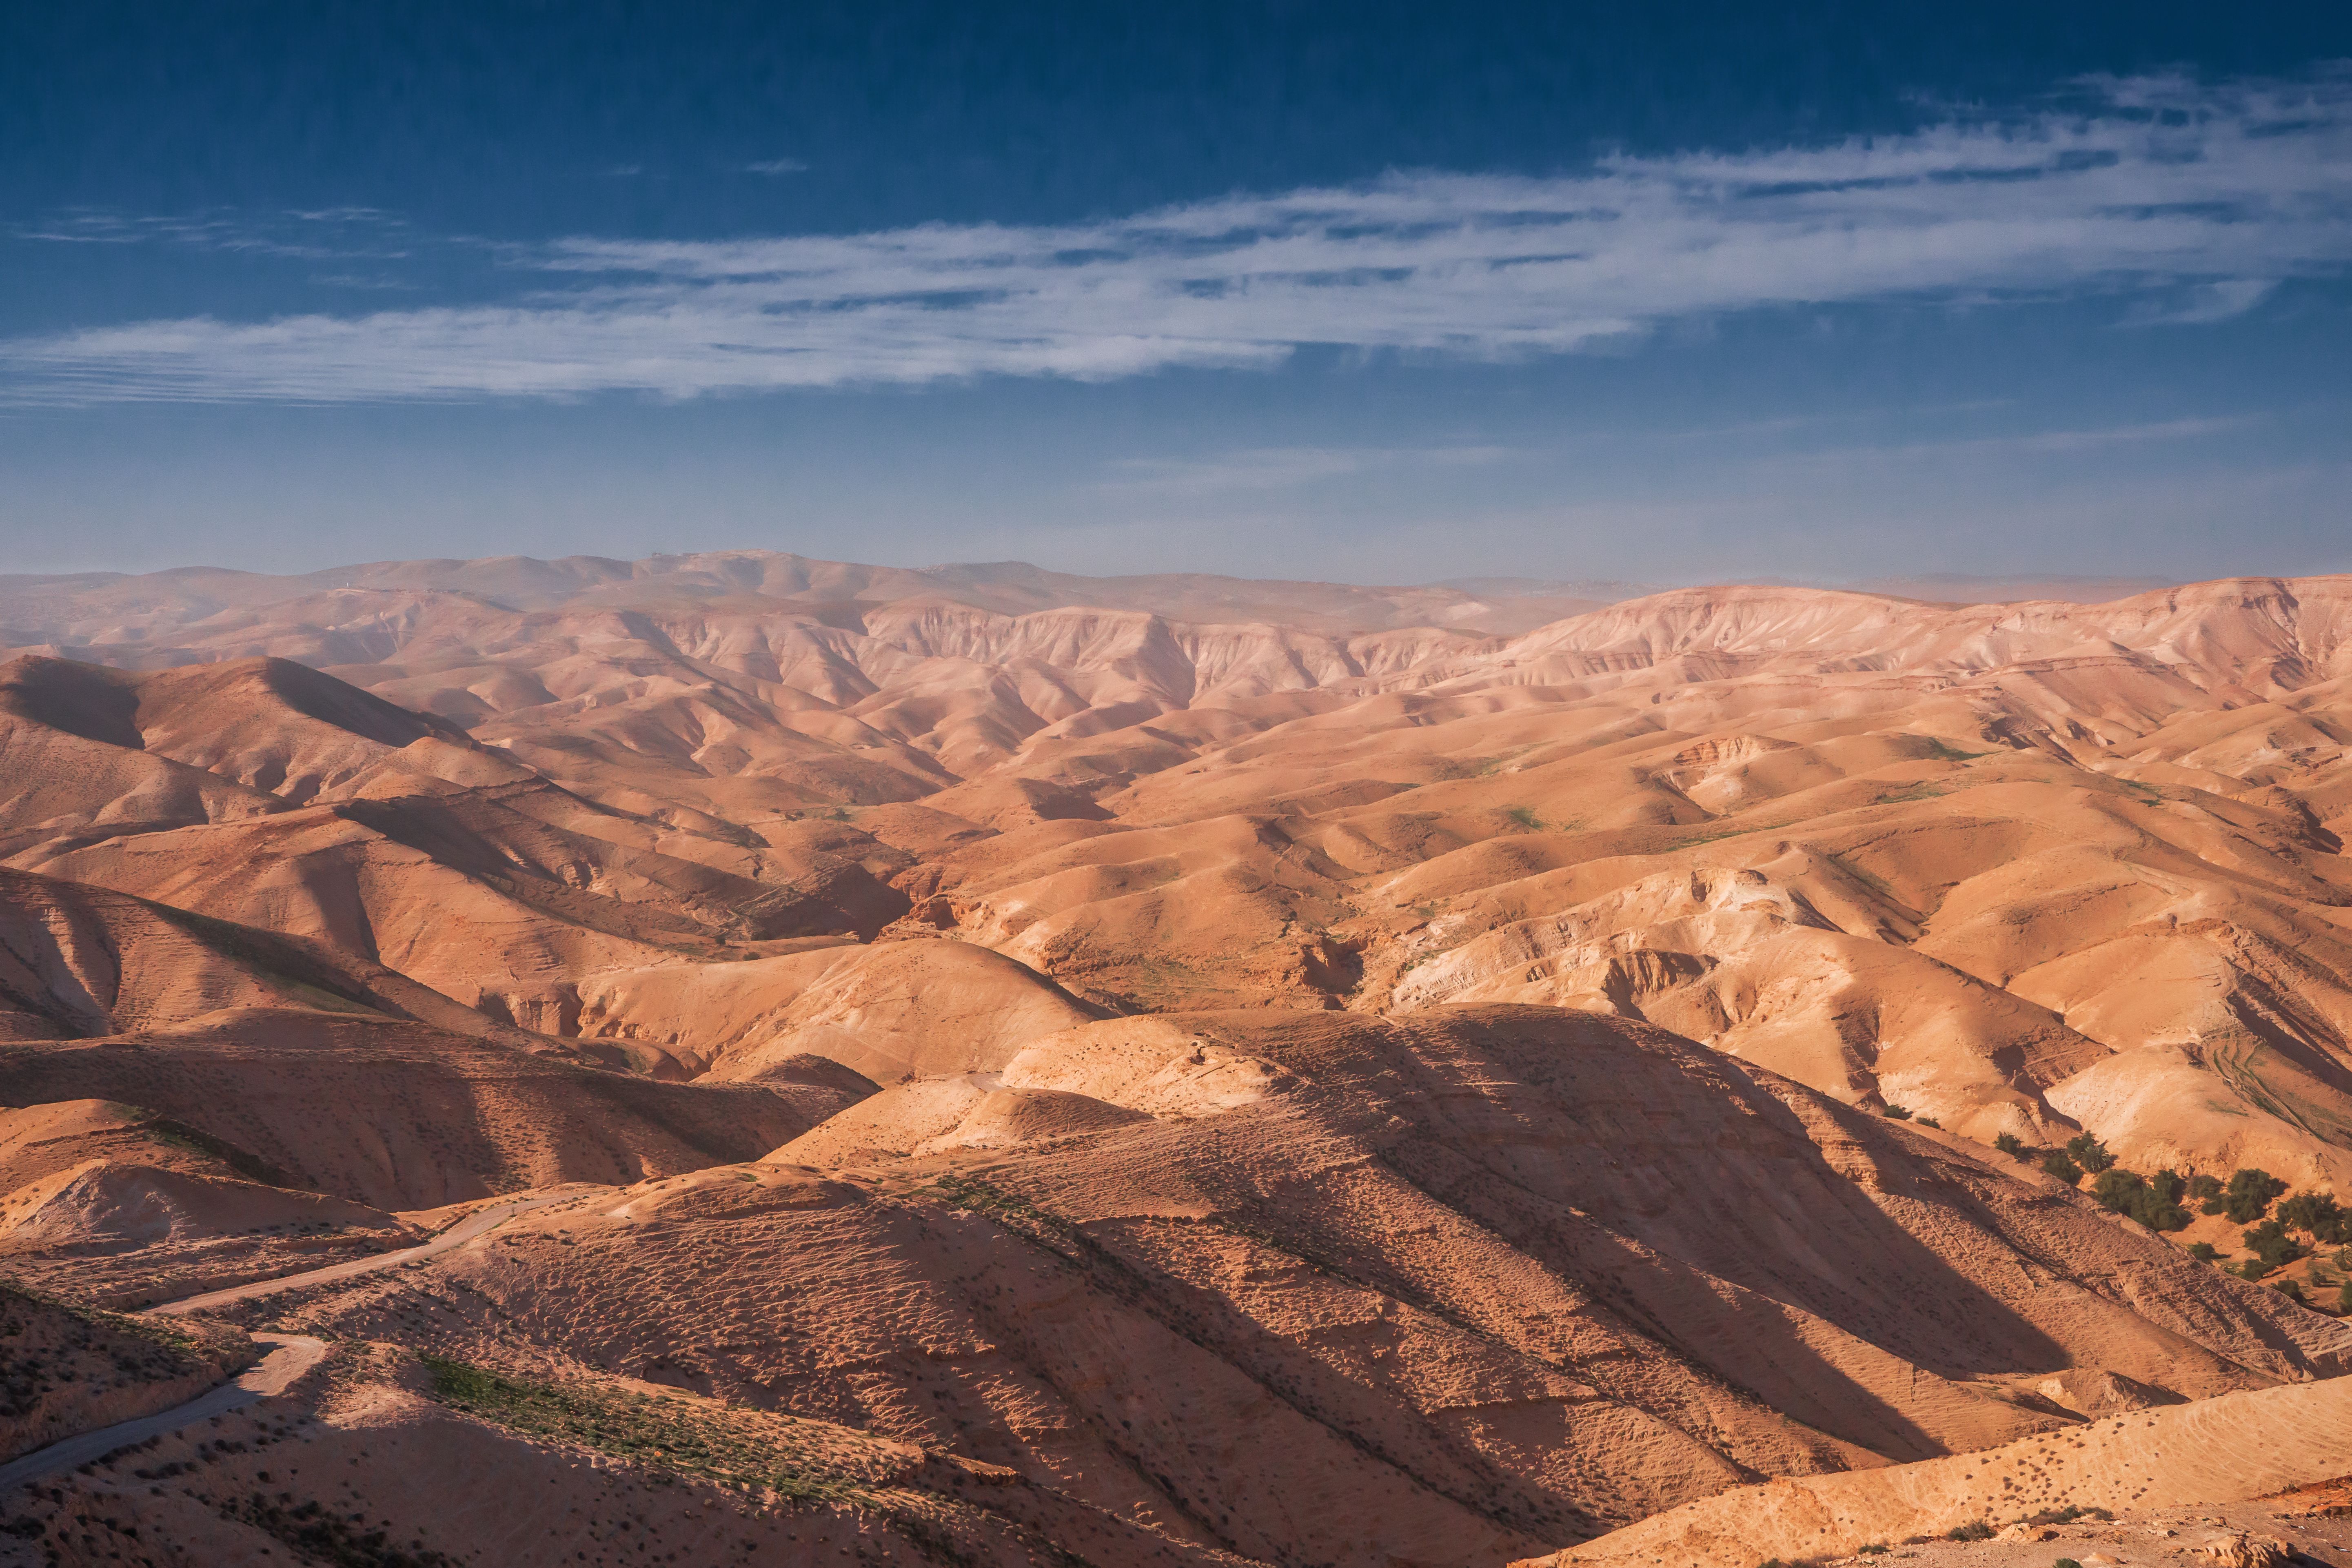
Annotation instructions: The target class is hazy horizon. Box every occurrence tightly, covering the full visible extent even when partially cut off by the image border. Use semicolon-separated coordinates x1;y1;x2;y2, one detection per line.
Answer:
0;540;2234;610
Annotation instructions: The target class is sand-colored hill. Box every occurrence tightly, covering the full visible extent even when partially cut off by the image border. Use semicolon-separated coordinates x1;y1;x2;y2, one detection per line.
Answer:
1518;1373;2352;1568
2;1159;404;1253
7;555;2352;1567
0;1011;875;1211
3;1329;1261;1567
0;1279;252;1463
554;935;1100;1080
238;1008;2341;1566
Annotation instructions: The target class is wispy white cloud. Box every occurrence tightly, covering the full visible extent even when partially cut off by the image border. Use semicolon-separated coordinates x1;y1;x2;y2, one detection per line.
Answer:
7;71;2350;404
2122;277;2281;325
741;158;809;175
1092;444;1514;496
1759;414;2268;470
13;208;412;262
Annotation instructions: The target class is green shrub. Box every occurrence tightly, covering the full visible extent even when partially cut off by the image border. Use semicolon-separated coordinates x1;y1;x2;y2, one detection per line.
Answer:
2278;1191;2349;1244
2239;1257;2273;1282
1994;1132;2025;1158
2042;1149;2084;1186
2187;1241;2219;1262
2090;1167;2192;1231
2065;1133;2116;1174
2245;1218;2304;1268
2274;1277;2306;1304
2057;1559;2085;1568
2224;1168;2287;1223
419;1356;874;1502
1947;1522;1995;1542
2092;1167;2141;1210
1915;1116;1941;1129
2338;1281;2352;1313
1880;1103;1913;1120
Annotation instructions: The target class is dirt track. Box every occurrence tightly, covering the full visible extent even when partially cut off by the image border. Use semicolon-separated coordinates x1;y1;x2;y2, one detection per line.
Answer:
0;1188;579;1492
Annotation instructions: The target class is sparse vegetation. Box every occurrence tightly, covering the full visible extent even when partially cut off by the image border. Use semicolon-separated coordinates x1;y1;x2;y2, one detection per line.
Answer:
1501;805;1542;830
217;1493;462;1568
1947;1521;1995;1541
2187;1241;2220;1262
2221;1168;2287;1223
135;1114;294;1187
1;1280;253;1434
421;1356;882;1502
1994;1131;2025;1158
2041;1149;2084;1186
1879;1103;1912;1121
2064;1132;2115;1174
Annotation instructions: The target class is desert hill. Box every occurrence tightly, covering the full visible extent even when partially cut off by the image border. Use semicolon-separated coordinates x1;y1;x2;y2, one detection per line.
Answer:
0;1278;253;1464
105;1007;2349;1568
3;553;2352;1567
1524;1371;2352;1568
4;555;2350;1232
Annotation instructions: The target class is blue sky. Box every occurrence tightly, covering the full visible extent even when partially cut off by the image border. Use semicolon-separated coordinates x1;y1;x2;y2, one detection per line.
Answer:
3;2;2349;584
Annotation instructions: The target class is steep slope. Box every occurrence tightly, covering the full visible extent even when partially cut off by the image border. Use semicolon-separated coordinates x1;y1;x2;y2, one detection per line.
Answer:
1523;1374;2352;1568
0;1010;875;1212
255;1008;2341;1567
0;1280;252;1463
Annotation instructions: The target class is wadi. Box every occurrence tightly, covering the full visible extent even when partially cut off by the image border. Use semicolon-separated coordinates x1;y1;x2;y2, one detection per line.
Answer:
2;551;2349;1568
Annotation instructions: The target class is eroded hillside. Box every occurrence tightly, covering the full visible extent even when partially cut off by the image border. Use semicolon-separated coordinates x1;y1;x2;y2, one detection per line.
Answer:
2;554;2350;1568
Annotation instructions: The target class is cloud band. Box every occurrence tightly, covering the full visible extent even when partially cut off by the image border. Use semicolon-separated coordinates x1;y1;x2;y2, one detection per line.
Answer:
7;72;2350;404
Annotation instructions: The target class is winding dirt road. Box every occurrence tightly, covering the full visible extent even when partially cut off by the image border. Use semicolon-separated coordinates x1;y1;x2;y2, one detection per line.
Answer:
153;1189;579;1316
0;1188;580;1492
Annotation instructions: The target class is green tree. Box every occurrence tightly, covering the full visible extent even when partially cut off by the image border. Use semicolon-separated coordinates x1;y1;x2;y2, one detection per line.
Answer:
2224;1169;2288;1224
2091;1167;2190;1231
2091;1168;2144;1213
2065;1133;2116;1174
1994;1132;2025;1158
2278;1191;2348;1244
2042;1149;2084;1186
2244;1218;2303;1268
